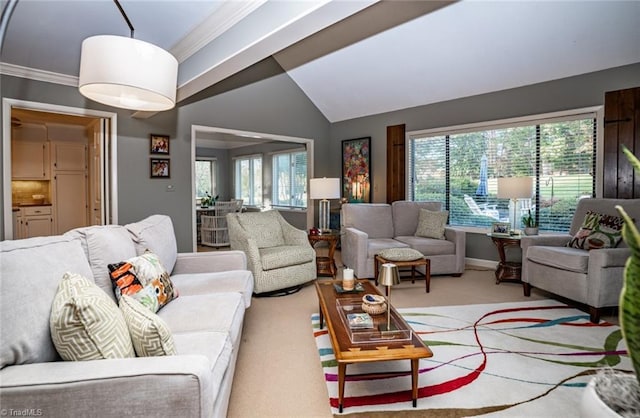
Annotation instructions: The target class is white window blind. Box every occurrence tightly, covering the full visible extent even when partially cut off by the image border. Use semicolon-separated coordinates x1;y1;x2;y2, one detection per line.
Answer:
234;155;262;206
272;150;307;208
408;111;596;231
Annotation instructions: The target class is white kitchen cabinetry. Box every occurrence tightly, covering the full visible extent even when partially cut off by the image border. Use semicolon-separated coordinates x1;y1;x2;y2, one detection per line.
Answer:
17;206;54;238
52;141;88;235
11;123;50;180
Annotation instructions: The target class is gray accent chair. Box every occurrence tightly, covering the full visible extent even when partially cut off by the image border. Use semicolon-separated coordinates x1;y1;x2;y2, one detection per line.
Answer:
521;198;640;323
227;210;316;295
341;201;466;278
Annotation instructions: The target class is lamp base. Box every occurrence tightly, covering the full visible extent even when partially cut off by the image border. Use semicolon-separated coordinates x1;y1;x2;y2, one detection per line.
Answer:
318;199;331;232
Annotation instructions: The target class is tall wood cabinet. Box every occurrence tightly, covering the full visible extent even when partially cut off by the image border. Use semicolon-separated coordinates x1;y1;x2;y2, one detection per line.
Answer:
52;142;88;234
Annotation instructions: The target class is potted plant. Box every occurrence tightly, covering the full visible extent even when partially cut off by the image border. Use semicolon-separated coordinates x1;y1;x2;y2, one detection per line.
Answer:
521;209;538;235
580;145;640;417
200;192;213;208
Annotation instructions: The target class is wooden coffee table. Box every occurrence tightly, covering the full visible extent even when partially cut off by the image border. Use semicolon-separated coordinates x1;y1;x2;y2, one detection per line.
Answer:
315;280;433;412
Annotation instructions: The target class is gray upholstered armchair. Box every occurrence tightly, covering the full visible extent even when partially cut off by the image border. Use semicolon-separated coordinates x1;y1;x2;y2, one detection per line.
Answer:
521;198;640;323
227;210;316;295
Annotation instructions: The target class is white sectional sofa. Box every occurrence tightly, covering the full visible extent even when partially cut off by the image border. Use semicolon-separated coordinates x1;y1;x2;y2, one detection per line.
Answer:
0;215;253;417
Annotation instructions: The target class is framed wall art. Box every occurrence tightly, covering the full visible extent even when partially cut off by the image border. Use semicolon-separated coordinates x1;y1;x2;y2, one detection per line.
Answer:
342;137;371;203
150;158;170;178
150;134;170;154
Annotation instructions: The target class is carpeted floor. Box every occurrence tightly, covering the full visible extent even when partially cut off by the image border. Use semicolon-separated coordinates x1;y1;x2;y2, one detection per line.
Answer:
226;251;619;417
313;300;630;417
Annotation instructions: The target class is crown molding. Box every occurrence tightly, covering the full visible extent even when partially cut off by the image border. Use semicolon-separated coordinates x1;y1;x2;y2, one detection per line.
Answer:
0;62;78;87
170;0;267;63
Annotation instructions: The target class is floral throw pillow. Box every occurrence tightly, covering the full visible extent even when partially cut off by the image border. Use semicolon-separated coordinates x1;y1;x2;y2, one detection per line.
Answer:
108;251;177;313
567;211;624;250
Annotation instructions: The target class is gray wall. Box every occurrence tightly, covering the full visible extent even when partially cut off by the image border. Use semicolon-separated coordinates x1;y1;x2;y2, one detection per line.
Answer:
1;57;330;250
328;62;640;261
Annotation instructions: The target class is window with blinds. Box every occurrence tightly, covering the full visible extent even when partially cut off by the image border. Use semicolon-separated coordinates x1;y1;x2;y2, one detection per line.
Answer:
195;158;217;200
234;155;262;206
408;110;596;232
272;150;307;208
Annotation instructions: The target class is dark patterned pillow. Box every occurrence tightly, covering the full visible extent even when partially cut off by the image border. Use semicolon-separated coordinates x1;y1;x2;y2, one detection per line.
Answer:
109;251;177;313
567;211;624;250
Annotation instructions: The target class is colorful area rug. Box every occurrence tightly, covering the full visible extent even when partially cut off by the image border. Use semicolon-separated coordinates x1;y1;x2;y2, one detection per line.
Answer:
312;300;632;417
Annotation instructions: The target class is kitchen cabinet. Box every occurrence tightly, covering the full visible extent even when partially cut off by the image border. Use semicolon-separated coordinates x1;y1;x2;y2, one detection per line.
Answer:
11;139;50;180
52;141;87;171
52;141;89;234
16;206;54;238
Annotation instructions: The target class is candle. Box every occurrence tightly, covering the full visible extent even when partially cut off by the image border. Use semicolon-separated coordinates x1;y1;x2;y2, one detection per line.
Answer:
343;268;354;290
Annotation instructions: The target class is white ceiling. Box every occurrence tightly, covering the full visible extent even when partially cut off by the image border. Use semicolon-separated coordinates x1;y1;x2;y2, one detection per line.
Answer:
1;0;639;125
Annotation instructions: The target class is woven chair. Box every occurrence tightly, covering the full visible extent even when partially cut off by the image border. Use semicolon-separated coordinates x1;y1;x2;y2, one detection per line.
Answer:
201;201;242;247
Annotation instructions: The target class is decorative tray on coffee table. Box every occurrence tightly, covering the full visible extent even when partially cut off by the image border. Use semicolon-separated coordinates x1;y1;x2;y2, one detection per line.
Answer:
335;298;412;344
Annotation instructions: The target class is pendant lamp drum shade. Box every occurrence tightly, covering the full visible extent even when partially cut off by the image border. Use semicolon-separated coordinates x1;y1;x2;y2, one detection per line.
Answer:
79;35;178;111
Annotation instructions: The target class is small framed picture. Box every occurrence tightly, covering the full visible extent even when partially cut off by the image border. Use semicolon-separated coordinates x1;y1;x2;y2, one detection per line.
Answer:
491;222;511;236
150;158;170;178
150;134;170;155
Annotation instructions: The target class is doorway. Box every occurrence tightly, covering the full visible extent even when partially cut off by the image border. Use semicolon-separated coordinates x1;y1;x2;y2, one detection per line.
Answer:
2;99;118;239
190;125;315;251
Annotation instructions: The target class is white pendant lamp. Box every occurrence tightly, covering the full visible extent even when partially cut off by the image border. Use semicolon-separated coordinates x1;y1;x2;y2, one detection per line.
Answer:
78;2;178;111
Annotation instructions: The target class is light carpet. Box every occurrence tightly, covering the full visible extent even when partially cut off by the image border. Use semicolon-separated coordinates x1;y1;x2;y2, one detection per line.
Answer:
312;300;632;417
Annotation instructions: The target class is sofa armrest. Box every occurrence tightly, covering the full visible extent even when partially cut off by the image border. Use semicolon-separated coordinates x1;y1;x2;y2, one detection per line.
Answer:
444;227;466;273
343;227;369;278
0;355;213;417
587;247;631;269
173;251;247;275
586;247;631;307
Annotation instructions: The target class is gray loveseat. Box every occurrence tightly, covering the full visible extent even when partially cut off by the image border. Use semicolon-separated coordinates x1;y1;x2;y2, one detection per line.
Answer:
341;201;466;278
0;215;253;417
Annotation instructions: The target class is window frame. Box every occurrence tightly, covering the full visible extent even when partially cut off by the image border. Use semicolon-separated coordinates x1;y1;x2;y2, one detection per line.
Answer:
233;154;263;207
195;157;217;203
406;106;604;232
271;148;308;209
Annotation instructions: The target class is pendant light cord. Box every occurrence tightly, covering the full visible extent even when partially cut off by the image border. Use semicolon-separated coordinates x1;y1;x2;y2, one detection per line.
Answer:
113;0;135;38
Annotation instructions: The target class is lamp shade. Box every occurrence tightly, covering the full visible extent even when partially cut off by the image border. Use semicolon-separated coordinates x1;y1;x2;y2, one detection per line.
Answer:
79;35;178;111
309;178;340;199
497;177;533;199
379;263;400;287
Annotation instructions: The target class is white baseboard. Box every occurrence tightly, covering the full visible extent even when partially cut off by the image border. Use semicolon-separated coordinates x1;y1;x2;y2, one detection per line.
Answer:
465;258;498;269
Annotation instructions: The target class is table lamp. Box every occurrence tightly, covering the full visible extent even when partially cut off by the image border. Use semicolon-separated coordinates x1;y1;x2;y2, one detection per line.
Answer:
378;263;400;332
497;177;533;231
310;178;340;232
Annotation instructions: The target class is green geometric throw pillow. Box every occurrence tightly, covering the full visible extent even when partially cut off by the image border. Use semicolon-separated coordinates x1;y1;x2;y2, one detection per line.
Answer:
567;211;624;250
119;295;176;357
50;272;135;361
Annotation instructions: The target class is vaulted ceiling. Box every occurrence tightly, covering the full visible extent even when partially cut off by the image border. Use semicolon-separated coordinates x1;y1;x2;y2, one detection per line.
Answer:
2;0;639;123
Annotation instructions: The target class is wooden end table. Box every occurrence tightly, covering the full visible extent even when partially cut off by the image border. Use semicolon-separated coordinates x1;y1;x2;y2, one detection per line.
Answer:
374;254;431;294
315;280;433;412
308;231;340;278
488;233;522;284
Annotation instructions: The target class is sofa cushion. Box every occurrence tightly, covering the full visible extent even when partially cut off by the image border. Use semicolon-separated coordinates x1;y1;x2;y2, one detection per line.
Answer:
378;247;424;261
64;225;137;302
109;251;178;313
235;210;285;248
415;208;448;239
392;201;442;236
158;292;245;346
126;215;178;274
171;270;254;308
567;211;624;250
259;245;315;270
342;204;394;239
527;245;589;273
395;236;456;256
366;238;409;259
1;236;94;369
119;295;176;357
50;272;135;361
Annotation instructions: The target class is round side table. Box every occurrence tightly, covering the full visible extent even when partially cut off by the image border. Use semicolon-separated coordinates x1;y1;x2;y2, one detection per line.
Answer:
488;233;522;284
308;231;340;278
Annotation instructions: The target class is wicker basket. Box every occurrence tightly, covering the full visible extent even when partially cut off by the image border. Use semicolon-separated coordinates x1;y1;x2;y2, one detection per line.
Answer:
361;294;387;315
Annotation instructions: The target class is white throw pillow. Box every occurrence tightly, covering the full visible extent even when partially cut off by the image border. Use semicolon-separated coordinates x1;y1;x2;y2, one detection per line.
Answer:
120;295;176;357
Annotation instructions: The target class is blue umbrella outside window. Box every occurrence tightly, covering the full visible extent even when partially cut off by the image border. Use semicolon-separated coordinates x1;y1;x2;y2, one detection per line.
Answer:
475;155;488;196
